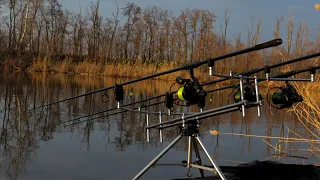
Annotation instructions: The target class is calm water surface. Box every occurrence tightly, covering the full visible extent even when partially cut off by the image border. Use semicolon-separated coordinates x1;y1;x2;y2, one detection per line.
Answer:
0;73;317;180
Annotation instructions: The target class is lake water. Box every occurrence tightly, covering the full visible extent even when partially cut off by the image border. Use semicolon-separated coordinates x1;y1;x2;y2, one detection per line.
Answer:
0;73;317;180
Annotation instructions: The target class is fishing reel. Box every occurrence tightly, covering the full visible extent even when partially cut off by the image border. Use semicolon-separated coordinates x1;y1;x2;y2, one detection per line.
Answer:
165;68;207;109
176;76;207;107
234;84;262;105
269;82;303;109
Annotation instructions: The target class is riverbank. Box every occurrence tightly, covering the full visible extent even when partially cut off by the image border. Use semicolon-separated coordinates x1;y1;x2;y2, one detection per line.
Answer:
0;55;222;81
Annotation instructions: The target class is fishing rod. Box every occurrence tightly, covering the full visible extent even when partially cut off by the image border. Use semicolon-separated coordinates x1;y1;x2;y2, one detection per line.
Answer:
56;64;319;128
154;52;320;114
112;51;320;111
239;52;320;76
273;66;318;79
141;65;318;130
58;51;320;122
60;101;166;127
34;42;320;129
52;50;320;127
204;51;320;84
59;95;194;127
42;42;320;130
198;65;320;110
207;65;320;93
27;38;282;111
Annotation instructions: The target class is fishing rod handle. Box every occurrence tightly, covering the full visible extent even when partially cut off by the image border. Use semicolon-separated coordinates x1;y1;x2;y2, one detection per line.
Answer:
254;38;282;51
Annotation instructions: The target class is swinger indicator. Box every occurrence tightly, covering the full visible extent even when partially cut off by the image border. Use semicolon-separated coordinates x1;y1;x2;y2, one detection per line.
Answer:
114;84;124;101
165;92;174;109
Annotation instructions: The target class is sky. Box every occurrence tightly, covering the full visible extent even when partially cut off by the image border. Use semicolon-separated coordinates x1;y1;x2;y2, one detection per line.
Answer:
59;0;320;42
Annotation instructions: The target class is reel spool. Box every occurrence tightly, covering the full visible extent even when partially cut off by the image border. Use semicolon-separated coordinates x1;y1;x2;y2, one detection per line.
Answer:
234;85;262;104
268;82;303;109
176;76;207;107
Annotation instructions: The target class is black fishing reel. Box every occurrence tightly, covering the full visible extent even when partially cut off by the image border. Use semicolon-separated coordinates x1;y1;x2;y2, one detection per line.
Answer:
176;76;207;107
234;84;262;105
268;82;303;109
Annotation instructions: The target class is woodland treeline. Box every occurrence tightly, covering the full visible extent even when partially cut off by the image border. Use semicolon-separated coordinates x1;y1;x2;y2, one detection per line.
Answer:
0;0;222;63
0;0;318;73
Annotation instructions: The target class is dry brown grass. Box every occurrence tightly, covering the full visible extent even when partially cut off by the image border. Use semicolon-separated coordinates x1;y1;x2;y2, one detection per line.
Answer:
24;57;211;81
27;56;50;72
290;82;320;155
73;61;103;75
52;59;74;73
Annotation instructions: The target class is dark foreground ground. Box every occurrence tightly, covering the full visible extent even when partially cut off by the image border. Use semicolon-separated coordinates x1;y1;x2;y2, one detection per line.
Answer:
173;161;320;180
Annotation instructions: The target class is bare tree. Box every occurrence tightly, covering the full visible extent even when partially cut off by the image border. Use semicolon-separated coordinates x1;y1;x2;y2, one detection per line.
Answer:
122;2;141;59
70;9;87;56
287;9;294;58
0;2;237;68
142;6;163;61
18;0;31;52
88;0;101;62
8;0;17;50
189;9;200;61
220;8;231;48
107;2;122;61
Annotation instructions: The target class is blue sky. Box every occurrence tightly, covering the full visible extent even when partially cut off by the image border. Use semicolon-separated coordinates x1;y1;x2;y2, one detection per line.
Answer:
59;0;320;42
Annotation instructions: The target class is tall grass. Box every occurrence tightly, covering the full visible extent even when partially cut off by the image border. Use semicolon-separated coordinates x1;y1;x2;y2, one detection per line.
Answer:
24;57;212;81
290;82;320;157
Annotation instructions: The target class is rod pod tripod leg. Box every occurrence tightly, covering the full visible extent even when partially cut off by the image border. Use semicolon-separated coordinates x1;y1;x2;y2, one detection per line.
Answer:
133;126;227;180
192;137;205;179
133;134;183;179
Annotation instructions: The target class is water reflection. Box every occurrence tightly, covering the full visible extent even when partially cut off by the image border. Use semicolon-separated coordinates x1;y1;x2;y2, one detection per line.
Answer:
0;73;317;180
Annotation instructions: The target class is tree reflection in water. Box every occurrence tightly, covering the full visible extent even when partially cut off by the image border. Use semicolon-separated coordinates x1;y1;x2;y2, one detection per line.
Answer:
0;82;38;180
